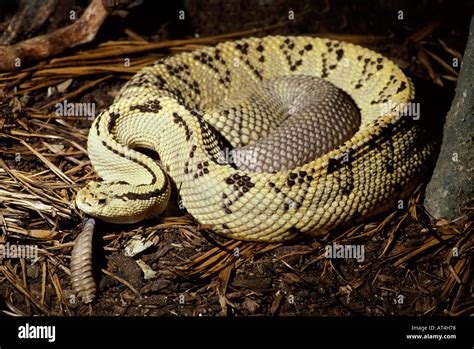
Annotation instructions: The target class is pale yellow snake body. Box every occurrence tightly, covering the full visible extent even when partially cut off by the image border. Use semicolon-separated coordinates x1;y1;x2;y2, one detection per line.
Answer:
76;36;436;242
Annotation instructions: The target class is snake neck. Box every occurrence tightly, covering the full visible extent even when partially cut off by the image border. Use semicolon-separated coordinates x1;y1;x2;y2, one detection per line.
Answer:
111;96;235;189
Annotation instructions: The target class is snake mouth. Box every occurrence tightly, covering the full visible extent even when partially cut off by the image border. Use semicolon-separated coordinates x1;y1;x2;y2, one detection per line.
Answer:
75;189;105;214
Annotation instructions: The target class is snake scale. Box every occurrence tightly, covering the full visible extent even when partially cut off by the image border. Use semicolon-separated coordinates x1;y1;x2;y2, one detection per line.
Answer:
76;36;436;242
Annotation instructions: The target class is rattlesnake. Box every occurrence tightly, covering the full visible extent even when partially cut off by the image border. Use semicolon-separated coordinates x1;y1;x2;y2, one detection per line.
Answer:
76;36;436;242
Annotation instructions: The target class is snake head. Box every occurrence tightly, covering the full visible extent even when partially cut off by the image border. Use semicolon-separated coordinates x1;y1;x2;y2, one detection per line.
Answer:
76;182;110;215
76;181;170;224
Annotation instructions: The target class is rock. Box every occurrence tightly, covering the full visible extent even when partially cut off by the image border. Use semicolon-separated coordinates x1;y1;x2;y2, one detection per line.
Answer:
424;17;474;219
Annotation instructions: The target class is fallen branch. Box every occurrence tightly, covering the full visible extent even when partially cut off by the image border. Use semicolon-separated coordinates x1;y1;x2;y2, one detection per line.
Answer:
0;0;108;72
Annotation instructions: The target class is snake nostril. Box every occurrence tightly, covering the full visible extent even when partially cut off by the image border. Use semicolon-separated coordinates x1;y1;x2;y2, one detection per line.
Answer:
98;198;106;205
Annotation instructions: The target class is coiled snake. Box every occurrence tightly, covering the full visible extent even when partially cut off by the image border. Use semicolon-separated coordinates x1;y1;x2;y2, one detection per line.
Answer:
76;36;435;242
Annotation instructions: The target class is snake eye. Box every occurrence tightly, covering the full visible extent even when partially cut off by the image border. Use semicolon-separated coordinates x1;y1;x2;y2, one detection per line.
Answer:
98;198;107;205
